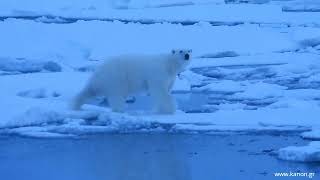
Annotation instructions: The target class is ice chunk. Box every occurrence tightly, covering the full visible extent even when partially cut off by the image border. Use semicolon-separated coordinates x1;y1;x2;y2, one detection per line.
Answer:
278;141;320;162
200;51;240;58
301;129;320;140
233;82;287;100
4;108;64;128
17;88;60;99
179;70;210;87
268;99;320;109
193;80;246;93
43;61;62;72
299;37;320;48
7;126;75;138
0;58;62;73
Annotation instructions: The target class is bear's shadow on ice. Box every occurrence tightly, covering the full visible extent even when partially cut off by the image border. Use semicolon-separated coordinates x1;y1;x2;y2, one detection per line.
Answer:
86;93;213;114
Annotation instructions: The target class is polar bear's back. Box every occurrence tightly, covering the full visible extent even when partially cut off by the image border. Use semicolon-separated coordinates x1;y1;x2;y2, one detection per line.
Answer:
88;53;170;96
99;53;164;77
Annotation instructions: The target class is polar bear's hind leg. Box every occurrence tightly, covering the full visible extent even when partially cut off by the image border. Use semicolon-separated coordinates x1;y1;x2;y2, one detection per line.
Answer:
108;95;126;112
71;88;94;110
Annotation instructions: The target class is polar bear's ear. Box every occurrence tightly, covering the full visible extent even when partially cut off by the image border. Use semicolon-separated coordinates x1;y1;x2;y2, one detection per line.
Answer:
172;50;175;54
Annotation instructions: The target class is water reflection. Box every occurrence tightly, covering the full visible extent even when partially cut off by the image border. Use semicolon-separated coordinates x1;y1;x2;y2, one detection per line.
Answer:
108;134;191;180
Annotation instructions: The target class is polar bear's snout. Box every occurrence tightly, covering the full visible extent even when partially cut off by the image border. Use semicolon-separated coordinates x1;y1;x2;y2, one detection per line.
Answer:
184;53;190;60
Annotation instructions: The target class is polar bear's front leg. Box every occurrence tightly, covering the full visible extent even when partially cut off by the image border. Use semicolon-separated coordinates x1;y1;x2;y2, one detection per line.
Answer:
149;82;176;114
155;92;176;114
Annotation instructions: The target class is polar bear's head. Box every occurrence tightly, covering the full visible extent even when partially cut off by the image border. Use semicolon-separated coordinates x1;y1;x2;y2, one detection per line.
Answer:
170;49;192;73
171;49;192;61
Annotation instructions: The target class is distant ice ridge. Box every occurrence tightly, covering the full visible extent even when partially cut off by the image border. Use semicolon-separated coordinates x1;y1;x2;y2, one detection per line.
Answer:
225;0;270;4
115;0;225;8
1;2;320;27
0;19;301;66
0;0;225;13
282;0;320;12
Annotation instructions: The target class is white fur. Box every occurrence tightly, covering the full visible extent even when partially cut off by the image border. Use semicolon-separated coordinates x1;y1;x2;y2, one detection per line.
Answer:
71;49;192;114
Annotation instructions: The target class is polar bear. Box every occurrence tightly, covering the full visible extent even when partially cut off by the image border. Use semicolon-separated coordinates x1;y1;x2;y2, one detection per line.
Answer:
71;49;192;114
